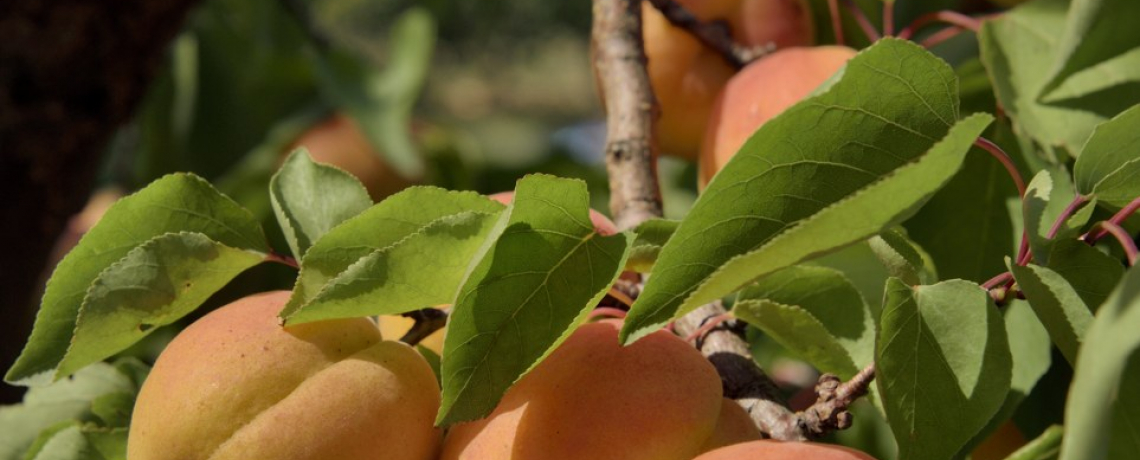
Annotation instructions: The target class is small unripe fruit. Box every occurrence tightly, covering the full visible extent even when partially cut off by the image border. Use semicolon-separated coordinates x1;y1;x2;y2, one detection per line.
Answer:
699;46;856;188
694;439;878;459
440;319;723;460
127;291;441;460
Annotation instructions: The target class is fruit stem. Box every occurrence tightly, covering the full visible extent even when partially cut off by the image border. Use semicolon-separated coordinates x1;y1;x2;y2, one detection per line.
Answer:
828;0;845;46
897;10;982;40
1086;221;1138;266
1085;195;1140;243
840;0;882;42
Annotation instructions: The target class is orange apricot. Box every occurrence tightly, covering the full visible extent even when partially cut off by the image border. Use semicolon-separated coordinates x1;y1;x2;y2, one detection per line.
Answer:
694;439;878;459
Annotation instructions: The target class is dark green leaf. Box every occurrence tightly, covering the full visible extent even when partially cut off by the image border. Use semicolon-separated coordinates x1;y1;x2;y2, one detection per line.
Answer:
6;174;267;386
1039;0;1140;102
57;232;263;379
1073;105;1140;208
1060;267;1140;460
286;187;503;315
282;211;504;323
877;279;1011;460
437;175;631;425
270;148;372;258
1011;263;1093;365
1044;239;1125;310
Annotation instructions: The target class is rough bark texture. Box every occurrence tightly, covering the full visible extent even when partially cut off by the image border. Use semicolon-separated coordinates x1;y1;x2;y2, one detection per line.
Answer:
0;0;200;403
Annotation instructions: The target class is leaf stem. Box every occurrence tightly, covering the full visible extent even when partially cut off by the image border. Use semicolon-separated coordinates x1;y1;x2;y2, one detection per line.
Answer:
266;252;300;269
981;271;1013;290
882;1;894;37
897;10;982;40
840;0;881;42
973;137;1025;197
1086;195;1140;243
646;0;761;69
918;26;966;49
828;0;845;46
1087;221;1138;266
1016;195;1090;266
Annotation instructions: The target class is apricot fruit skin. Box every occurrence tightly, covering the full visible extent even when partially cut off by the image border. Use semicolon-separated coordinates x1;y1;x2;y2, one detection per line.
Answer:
289;113;412;200
440;319;723;460
643;0;815;159
127;291;441;460
698;46;856;188
698;398;763;452
694;439;878;459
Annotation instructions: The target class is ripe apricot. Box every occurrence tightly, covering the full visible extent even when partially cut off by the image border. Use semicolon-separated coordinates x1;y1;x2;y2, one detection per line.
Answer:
643;0;815;159
694;439;878;459
698;398;763;452
440;319;723;460
289;113;413;200
698;46;856;188
127;291;441;460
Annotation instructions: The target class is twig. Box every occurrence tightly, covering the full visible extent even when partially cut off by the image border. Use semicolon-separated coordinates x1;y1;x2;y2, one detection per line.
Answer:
593;0;803;439
973;137;1025;197
828;0;845;46
840;0;882;42
882;1;894;37
1086;195;1140;243
1087;221;1138;266
797;364;876;438
398;308;448;346
645;0;764;69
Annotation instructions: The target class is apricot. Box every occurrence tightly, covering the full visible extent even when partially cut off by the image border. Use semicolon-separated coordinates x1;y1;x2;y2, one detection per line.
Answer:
698;398;763;452
488;191;619;236
698;45;856;188
440;319;723;460
288;113;413;200
127;291;441;460
694;440;878;459
643;0;815;159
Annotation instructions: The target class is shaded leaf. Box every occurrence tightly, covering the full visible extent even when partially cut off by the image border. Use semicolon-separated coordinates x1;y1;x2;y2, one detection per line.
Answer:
868;229;934;286
1022;169;1095;265
877;279;1011;460
1072;104;1140;208
286;187;503;315
625;218;679;273
1011;263;1093;365
437;175;631;425
1044;239;1125;309
1009;425;1063;460
283;211;504;323
1039;0;1140;101
6;174;266;385
24;424;126;460
57;233;264;379
1060;267;1140;460
270;148;372;258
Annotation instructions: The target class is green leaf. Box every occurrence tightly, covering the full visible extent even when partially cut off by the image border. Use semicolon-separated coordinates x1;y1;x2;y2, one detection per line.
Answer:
625;109;992;343
625;218;679;272
868;229;934;286
1073;104;1140;208
1011;263;1093;365
437;175;631;426
416;345;442;386
959;299;1053;457
310;8;435;179
286;186;503;315
1022;169;1095;265
1039;0;1140;102
270;148;372;258
978;0;1108;159
282;211;504;323
55;232;263;379
24;424;126;460
877;279;1011;460
89;392;134;428
0;362;140;460
1044;239;1125;310
734;266;875;377
1060;266;1140;460
904;140;1018;282
1009;425;1063;460
7;174;267;386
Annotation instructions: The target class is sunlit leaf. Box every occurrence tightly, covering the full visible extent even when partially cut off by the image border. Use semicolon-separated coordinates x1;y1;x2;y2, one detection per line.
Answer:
1072;104;1140;208
270;148;372;258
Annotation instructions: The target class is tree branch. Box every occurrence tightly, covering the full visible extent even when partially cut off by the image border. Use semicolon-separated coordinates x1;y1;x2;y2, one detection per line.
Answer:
644;0;767;69
398;308;449;347
797;364;876;438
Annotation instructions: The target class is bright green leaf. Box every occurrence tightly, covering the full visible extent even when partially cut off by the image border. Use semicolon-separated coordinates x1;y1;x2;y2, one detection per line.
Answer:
625;218;679;272
868;229;934;286
877;279;1011;460
56;232;264;379
1039;0;1140;102
1060;266;1140;460
1011;263;1093;365
270;148;372;258
437;175;631;426
6;174;267;386
1073;104;1140;208
736;265;875;374
979;0;1128;158
286;186;503;315
283;211;504;323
